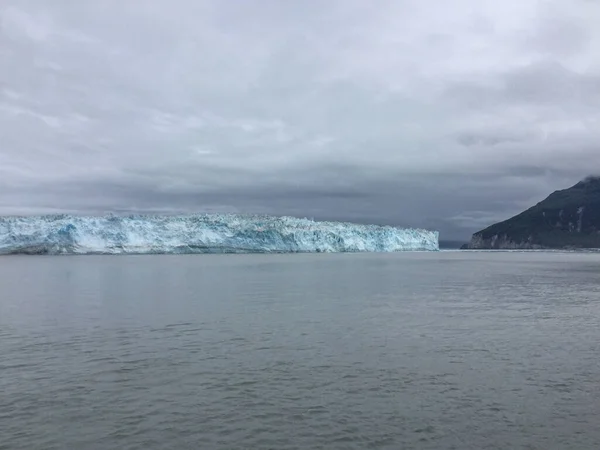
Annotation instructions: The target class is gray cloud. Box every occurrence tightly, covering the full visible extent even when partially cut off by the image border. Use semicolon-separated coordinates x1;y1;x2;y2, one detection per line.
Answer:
1;0;600;239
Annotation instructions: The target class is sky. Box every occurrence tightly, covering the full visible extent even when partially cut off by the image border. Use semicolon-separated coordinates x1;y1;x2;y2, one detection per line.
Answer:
1;0;600;240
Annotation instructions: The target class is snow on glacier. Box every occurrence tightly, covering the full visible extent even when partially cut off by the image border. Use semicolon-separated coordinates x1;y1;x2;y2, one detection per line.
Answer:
0;214;439;254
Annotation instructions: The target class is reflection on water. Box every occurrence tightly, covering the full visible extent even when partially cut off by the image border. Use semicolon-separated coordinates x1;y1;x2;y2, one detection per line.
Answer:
1;251;600;449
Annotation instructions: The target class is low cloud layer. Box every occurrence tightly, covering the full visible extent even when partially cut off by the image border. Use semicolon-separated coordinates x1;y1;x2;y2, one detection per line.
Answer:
1;0;599;239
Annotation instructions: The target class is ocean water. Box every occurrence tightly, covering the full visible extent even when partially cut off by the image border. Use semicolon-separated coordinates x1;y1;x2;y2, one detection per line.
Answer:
1;251;600;449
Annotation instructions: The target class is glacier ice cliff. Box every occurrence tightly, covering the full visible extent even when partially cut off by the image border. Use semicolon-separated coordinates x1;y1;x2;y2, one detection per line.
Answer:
0;214;439;255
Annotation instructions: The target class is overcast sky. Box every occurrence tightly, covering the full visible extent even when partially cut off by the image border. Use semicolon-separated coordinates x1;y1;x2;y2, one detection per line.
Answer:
1;0;599;239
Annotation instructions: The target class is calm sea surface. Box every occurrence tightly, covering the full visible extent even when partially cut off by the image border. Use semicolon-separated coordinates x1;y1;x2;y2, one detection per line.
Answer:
1;251;600;449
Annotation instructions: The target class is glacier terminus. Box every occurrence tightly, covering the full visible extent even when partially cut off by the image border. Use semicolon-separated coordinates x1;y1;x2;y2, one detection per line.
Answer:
0;214;439;255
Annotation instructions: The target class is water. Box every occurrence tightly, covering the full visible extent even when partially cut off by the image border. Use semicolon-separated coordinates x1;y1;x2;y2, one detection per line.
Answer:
1;251;600;449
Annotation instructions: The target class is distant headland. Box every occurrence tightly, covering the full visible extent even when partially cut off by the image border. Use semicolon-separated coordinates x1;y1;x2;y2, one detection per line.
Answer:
462;176;600;250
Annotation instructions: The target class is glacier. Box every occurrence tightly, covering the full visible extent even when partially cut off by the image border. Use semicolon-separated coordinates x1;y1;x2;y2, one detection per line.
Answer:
0;214;439;255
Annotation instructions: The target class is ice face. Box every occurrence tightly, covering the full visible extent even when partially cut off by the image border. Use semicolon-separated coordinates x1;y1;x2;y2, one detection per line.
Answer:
0;214;439;254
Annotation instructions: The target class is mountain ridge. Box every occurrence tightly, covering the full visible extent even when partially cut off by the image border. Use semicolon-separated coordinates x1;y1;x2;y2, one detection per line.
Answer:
462;176;600;249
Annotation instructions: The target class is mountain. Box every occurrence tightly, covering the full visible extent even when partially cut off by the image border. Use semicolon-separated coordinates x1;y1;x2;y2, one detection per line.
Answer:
462;176;600;249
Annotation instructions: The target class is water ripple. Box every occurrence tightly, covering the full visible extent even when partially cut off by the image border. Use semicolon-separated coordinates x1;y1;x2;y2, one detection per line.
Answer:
1;252;600;449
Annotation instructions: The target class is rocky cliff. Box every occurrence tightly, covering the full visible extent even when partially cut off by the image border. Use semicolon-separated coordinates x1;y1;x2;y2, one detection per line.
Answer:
462;176;600;249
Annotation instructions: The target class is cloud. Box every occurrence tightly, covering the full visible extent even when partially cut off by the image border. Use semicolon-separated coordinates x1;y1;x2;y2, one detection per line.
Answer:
1;0;600;239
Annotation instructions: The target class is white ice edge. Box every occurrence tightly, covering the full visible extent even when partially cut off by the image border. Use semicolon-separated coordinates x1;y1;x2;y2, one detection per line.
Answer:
0;213;439;254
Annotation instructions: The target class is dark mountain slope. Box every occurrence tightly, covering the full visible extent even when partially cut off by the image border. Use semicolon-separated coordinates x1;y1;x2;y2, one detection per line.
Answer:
462;176;600;249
